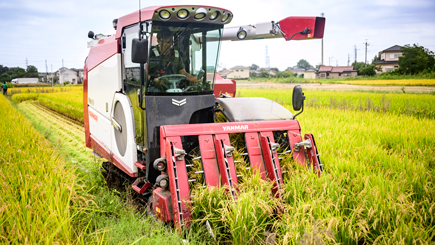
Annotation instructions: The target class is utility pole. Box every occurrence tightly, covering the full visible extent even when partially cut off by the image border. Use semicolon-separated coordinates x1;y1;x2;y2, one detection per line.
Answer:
321;13;324;66
62;59;64;68
363;39;370;67
354;45;358;64
265;45;270;69
26;57;28;69
336;60;338;66
328;56;334;66
348;53;350;66
45;60;48;74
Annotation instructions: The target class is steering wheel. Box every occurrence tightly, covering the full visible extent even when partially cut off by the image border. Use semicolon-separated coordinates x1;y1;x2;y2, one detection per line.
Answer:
156;74;186;92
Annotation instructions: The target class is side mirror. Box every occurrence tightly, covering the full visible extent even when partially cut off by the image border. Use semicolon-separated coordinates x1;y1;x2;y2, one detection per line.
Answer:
131;38;148;63
292;85;305;111
88;31;95;39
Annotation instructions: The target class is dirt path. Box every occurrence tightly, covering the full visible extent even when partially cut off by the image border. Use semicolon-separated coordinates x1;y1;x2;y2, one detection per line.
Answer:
236;82;435;93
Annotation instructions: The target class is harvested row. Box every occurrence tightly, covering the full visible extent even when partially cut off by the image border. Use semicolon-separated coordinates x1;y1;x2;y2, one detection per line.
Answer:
17;100;198;244
0;95;88;244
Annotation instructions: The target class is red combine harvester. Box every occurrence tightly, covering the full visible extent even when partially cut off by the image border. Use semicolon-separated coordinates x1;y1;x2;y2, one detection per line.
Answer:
84;5;325;229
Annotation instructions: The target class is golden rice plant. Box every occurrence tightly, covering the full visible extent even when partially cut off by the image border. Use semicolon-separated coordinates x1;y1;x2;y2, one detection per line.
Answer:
38;91;84;123
0;94;90;243
12;93;39;102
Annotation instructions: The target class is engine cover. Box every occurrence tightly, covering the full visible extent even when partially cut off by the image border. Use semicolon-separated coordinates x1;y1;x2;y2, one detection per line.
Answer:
216;97;294;122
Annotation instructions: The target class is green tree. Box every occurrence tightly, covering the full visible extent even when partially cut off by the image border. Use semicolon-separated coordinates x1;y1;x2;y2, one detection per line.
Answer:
399;44;435;74
249;64;259;70
352;61;366;71
270;67;279;72
296;59;312;70
259;70;269;78
371;54;381;64
0;73;10;83
359;64;377;76
251;72;257;78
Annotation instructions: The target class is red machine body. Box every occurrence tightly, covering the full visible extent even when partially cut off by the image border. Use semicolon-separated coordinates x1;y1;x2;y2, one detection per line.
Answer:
83;4;325;231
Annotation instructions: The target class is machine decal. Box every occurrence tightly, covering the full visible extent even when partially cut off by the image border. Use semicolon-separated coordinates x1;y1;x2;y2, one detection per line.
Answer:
172;98;186;107
223;125;249;131
89;111;98;122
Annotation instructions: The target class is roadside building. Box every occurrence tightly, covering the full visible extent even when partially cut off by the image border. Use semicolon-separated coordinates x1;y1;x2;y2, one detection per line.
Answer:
318;66;357;79
373;45;402;73
56;67;84;84
289;67;305;76
217;69;232;79
227;66;250;79
304;69;317;79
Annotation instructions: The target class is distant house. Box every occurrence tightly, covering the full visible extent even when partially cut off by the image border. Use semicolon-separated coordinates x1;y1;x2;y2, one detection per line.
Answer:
227;66;250;79
289;67;306;76
304;69;317;79
56;67;83;84
217;69;232;79
373;45;402;73
318;66;357;79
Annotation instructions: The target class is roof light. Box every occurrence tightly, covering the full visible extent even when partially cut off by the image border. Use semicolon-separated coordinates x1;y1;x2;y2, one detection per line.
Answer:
222;13;231;23
237;28;247;40
194;8;207;20
210;11;220;20
177;9;189;19
159;10;171;20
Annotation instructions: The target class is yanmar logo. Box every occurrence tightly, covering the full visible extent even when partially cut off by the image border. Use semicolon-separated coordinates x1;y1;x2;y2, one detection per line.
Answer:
223;125;249;131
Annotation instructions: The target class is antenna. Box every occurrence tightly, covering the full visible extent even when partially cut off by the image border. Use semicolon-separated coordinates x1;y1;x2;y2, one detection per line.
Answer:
138;0;142;41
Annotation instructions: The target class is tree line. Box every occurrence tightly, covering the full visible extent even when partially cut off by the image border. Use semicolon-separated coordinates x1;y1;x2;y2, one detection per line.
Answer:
248;44;434;78
0;65;40;83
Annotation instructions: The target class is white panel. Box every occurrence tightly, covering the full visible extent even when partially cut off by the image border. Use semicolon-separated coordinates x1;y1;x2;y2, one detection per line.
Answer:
88;106;111;149
110;93;138;174
88;54;122;119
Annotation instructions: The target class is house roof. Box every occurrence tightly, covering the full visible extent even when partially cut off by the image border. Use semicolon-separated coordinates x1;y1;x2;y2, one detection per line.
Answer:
304;69;317;72
230;66;249;69
290;67;305;72
381;45;402;52
218;71;233;76
319;66;355;73
374;60;399;65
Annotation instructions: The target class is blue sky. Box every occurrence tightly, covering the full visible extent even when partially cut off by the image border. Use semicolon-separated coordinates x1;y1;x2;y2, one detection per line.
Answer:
0;0;434;72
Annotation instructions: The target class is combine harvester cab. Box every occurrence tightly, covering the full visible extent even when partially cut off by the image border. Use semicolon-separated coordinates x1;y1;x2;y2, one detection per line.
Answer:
84;5;325;229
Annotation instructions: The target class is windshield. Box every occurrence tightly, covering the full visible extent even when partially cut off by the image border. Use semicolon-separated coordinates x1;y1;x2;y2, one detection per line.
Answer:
146;21;222;95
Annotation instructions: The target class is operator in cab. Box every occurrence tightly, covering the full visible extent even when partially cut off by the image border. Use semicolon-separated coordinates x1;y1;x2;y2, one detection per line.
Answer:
148;28;202;92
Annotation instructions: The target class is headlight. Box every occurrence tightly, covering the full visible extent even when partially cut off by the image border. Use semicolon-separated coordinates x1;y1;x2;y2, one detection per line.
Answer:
153;157;167;171
210;11;220;20
156;174;169;188
237;28;247;40
159;10;171;20
194;8;207;20
222;13;231;22
177;9;189;19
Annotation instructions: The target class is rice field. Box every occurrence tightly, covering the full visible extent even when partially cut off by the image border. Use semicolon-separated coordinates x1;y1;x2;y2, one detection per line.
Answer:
239;89;435;119
338;79;435;86
6;86;80;96
5;85;435;243
0;95;89;243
